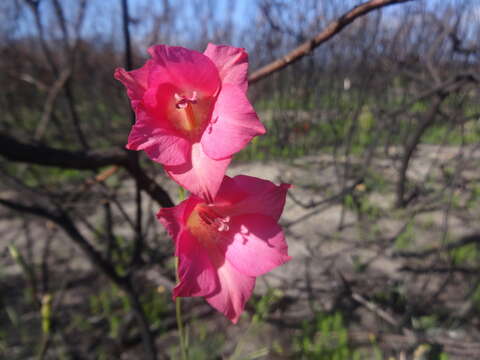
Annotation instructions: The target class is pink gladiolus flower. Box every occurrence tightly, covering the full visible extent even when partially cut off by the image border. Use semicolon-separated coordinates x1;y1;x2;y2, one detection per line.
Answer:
157;175;291;323
115;44;265;201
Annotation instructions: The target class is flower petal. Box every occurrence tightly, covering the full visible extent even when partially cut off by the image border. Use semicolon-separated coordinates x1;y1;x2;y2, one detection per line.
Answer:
205;259;255;324
148;45;220;97
156;197;199;242
212;176;249;206
223;214;290;277
157;203;185;241
223;176;290;221
164;142;231;202
114;60;154;110
173;230;219;298
126;112;190;166
201;84;265;160
203;43;248;92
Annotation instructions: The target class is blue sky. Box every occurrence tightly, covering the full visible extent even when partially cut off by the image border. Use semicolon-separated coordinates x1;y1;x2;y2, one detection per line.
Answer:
7;0;478;49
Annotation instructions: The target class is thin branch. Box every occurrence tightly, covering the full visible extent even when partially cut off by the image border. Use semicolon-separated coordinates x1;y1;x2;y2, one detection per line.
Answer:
120;0;145;267
120;1;156;359
34;68;72;141
0;198;123;286
24;0;58;74
0;132;174;207
400;265;479;274
287;178;363;209
124;159;175;212
0;197;162;360
248;0;415;84
393;233;480;259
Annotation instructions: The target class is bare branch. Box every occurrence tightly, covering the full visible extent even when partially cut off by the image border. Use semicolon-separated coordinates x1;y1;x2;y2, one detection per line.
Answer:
34;68;71;141
0;132;174;208
248;0;415;84
0;132;126;169
0;198;124;286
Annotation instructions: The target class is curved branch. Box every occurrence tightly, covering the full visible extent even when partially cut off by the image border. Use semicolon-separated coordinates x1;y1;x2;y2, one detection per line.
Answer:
0;133;174;208
124;159;174;208
0;132;127;169
0;196;167;359
0;198;123;285
248;0;414;84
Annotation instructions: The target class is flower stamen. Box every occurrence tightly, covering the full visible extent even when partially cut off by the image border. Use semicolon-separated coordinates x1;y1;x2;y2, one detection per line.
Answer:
197;206;230;233
187;204;231;247
174;92;198;131
174;91;198;109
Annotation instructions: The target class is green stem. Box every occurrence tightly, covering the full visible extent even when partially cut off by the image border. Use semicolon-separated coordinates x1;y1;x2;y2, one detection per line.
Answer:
175;186;188;360
175;258;188;360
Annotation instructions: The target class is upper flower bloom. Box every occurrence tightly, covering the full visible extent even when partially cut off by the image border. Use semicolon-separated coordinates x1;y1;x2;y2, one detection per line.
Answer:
157;175;291;323
115;44;266;201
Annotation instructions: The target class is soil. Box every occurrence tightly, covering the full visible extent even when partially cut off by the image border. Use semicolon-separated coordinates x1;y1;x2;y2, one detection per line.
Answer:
1;144;480;359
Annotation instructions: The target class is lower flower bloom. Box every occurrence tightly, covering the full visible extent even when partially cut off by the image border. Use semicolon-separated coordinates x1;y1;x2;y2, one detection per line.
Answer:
157;175;291;323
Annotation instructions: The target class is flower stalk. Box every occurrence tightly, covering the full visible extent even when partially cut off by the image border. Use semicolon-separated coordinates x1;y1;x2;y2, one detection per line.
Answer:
175;257;188;360
176;187;188;360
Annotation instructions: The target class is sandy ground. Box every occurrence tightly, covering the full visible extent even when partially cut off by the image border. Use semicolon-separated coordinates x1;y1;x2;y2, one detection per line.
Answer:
2;144;480;358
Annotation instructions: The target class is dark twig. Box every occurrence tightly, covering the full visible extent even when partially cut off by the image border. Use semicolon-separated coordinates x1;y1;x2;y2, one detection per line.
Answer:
287;178;364;209
0;133;174;207
393;233;480;259
0;197;160;359
0;132;127;169
0;198;123;285
120;1;156;359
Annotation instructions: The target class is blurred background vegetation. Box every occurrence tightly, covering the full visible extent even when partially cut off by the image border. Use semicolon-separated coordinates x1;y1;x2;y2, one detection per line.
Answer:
1;0;480;359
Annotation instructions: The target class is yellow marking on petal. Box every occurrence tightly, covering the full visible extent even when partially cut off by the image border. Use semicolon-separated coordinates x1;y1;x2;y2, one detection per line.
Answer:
186;205;216;247
181;103;196;131
186;204;230;250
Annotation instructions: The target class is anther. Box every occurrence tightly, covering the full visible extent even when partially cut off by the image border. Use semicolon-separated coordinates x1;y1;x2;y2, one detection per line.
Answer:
174;92;198;109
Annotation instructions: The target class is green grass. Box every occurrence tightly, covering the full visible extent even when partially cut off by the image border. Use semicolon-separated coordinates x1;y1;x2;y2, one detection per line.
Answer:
450;242;478;266
293;311;379;360
236;90;480;162
87;284;169;339
395;223;415;250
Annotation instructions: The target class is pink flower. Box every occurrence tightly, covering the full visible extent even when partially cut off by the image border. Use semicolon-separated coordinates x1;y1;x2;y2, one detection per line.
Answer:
115;44;265;201
157;175;291;323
